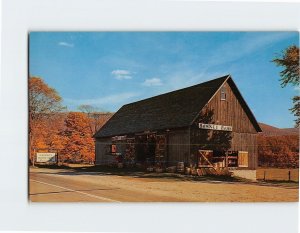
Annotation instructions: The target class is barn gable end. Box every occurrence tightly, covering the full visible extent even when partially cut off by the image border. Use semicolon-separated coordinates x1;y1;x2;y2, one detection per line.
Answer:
190;76;260;169
199;76;259;133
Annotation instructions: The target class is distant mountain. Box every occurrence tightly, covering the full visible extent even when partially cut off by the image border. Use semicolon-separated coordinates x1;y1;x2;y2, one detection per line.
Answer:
259;123;299;136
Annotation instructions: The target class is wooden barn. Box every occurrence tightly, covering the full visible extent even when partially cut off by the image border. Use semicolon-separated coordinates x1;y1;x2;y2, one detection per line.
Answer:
94;75;262;179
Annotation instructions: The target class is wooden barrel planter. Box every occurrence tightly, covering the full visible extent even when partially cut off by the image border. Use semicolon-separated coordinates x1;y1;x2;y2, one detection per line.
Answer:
185;167;191;175
147;167;154;172
177;162;185;173
155;167;163;173
166;166;176;173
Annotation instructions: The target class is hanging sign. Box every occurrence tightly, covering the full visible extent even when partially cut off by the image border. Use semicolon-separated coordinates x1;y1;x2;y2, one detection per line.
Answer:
198;123;232;131
112;135;127;141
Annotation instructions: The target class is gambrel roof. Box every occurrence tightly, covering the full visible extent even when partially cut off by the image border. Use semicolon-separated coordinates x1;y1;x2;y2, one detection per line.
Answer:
94;75;261;138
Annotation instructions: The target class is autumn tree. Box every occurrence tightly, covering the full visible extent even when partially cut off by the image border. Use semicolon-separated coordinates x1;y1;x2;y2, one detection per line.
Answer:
258;134;299;168
78;104;112;135
29;76;65;161
60;112;95;164
272;45;300;127
32;113;66;151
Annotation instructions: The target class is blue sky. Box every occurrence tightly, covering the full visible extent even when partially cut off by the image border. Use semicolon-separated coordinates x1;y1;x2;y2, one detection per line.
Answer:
29;32;299;128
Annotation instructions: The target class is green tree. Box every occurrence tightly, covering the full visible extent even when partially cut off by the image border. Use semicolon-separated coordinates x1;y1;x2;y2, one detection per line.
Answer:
272;45;300;127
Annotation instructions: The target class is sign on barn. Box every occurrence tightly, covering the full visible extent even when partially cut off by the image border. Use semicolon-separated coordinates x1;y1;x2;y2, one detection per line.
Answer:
36;152;57;163
198;123;233;131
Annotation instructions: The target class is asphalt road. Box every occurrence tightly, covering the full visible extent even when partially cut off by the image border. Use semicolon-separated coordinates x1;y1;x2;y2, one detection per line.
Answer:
29;167;299;202
29;167;183;202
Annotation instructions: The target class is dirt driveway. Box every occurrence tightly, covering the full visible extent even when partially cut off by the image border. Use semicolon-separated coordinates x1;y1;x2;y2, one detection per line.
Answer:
29;167;298;202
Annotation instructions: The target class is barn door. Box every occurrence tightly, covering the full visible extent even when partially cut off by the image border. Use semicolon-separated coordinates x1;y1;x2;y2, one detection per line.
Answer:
238;151;248;167
155;135;166;163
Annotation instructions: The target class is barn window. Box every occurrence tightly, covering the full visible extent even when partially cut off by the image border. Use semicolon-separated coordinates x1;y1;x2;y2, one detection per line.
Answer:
111;144;117;153
221;86;226;100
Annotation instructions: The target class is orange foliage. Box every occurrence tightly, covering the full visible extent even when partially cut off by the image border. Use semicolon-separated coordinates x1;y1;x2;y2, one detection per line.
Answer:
258;134;299;168
30;114;65;159
29;76;113;164
30;111;111;164
29;76;65;161
59;112;95;164
29;77;64;129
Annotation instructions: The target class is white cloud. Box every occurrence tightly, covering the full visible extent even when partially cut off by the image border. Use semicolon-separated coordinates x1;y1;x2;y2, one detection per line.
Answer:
58;42;74;47
111;69;133;80
142;78;163;87
64;92;140;106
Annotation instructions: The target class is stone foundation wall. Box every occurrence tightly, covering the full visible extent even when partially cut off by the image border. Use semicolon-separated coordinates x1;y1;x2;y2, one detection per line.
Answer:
231;169;257;181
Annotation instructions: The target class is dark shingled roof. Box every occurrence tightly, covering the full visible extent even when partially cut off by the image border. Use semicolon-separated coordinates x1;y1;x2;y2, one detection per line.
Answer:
94;75;261;138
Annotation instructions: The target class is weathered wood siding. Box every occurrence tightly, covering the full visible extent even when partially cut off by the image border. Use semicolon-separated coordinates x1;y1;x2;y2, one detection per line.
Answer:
167;129;190;166
204;81;257;133
192;80;258;169
95;138;114;165
231;132;258;169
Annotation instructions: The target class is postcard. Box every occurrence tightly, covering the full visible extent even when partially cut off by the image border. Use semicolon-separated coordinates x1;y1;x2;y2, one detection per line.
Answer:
28;32;299;202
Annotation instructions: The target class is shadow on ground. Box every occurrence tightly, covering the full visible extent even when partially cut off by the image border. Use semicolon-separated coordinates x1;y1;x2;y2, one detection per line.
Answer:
31;165;299;189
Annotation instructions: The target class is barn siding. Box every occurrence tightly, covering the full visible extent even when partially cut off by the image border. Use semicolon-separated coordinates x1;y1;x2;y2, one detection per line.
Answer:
95;138;114;165
231;132;258;169
204;81;257;133
191;80;258;169
167;129;190;166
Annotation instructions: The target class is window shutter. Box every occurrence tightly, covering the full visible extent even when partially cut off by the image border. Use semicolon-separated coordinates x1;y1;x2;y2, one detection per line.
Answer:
238;151;248;167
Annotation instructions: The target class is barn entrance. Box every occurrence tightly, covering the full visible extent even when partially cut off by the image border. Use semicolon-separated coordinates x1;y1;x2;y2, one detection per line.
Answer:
135;133;167;166
135;134;156;164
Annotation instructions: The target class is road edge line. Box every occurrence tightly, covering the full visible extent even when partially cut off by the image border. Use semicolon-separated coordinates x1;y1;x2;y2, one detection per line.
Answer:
30;179;121;203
